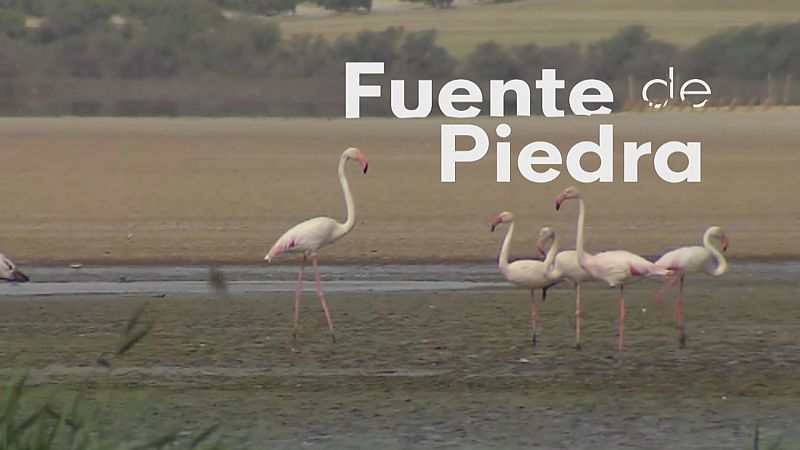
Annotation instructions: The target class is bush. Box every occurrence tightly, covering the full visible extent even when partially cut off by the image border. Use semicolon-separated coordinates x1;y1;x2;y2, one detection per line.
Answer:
397;30;455;78
308;0;371;12
511;42;582;79
582;25;678;80
211;0;298;15
683;22;800;79
462;41;521;79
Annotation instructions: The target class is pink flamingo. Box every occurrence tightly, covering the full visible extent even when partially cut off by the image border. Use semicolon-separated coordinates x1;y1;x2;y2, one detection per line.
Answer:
265;147;368;343
538;229;593;350
0;253;28;283
654;226;729;347
555;187;672;352
491;212;560;346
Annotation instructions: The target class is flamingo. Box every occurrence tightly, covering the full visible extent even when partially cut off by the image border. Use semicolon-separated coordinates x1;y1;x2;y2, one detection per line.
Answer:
654;226;729;348
265;147;368;343
0;253;29;283
491;212;560;346
538;229;593;350
555;187;672;352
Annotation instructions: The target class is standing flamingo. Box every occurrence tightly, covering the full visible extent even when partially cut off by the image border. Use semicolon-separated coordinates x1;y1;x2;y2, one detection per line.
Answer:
0;253;28;283
265;147;368;343
538;229;593;350
491;212;560;346
654;226;729;348
555;187;672;352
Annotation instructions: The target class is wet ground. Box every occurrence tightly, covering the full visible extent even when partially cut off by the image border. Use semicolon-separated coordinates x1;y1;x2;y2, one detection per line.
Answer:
1;262;799;448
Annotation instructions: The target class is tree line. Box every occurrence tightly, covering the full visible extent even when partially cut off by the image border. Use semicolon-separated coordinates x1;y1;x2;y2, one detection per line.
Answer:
0;0;797;82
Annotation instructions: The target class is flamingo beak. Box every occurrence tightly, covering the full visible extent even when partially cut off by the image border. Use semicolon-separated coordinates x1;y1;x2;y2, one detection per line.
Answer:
721;235;729;252
490;216;503;232
555;193;566;211
9;270;29;283
359;157;369;174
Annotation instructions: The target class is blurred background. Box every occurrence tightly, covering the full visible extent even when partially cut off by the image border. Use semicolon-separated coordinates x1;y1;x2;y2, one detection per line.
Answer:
0;0;798;116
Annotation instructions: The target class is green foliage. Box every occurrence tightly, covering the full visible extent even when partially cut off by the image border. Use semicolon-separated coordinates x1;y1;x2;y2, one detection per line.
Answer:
583;25;678;80
0;305;222;449
397;29;455;78
684;22;800;79
0;0;796;85
0;9;27;39
308;0;372;13
211;0;298;15
462;41;521;79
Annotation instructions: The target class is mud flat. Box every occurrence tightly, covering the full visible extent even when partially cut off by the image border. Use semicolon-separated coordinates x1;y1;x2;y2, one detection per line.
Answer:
1;263;798;448
0;112;799;265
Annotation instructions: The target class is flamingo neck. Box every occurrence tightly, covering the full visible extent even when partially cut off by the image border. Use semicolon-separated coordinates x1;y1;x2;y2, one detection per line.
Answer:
498;221;515;277
703;230;728;276
544;236;559;277
337;157;356;238
575;197;589;267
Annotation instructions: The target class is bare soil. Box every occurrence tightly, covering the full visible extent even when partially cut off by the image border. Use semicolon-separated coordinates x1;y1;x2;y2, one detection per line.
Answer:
0;112;798;265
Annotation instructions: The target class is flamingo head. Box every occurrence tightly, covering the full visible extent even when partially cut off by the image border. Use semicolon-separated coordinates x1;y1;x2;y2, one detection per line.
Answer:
708;226;729;252
0;257;28;283
536;226;555;257
555;186;581;211
490;211;514;232
343;147;368;174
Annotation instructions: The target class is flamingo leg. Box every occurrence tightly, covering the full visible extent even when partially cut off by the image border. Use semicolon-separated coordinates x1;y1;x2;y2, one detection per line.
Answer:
617;285;626;352
530;289;539;346
312;256;336;343
676;276;687;348
575;283;582;351
655;275;679;319
292;255;307;344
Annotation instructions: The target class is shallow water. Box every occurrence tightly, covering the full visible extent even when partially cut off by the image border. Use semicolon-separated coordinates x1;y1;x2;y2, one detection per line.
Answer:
0;260;795;297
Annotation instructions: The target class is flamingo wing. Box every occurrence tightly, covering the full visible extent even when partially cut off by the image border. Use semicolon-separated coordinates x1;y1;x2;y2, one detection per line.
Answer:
588;250;665;286
554;250;592;283
655;246;712;275
266;217;342;261
505;260;553;289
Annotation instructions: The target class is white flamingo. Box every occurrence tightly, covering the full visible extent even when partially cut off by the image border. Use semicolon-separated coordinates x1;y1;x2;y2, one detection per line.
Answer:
654;226;729;347
555;187;672;352
265;147;368;343
0;253;28;283
491;212;560;346
538;229;593;350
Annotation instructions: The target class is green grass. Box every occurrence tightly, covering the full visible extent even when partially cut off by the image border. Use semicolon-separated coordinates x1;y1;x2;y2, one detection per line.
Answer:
272;0;800;57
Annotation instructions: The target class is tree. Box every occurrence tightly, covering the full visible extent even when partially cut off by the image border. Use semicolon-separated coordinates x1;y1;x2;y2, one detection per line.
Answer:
308;0;371;13
583;25;678;80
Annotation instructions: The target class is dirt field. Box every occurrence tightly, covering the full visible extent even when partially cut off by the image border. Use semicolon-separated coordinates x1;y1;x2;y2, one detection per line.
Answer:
1;271;798;448
0;112;798;265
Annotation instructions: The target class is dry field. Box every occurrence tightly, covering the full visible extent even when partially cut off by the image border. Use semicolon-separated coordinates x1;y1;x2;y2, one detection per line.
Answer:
0;111;798;265
279;0;800;57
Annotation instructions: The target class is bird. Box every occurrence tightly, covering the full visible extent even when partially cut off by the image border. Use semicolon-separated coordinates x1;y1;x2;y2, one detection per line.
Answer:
0;253;29;283
653;226;729;348
538;228;594;350
491;212;560;346
555;186;672;353
265;147;368;344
